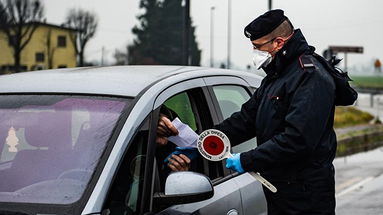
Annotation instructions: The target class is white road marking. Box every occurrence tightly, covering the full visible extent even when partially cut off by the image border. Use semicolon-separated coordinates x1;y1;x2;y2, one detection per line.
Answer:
336;177;374;198
336;177;362;193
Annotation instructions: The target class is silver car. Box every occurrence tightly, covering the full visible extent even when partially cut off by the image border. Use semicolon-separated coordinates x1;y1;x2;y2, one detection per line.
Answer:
0;66;267;215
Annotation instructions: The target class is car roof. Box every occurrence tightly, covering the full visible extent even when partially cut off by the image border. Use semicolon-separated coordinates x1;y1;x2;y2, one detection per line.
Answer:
0;66;262;97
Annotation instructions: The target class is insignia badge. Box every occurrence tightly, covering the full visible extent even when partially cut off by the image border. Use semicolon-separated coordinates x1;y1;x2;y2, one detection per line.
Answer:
245;30;252;38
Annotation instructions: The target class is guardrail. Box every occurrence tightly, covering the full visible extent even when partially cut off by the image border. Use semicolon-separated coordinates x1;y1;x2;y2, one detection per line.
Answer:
354;87;383;95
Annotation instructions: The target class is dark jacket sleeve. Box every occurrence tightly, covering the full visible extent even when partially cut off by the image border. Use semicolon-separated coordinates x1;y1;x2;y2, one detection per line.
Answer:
240;70;335;172
214;91;259;146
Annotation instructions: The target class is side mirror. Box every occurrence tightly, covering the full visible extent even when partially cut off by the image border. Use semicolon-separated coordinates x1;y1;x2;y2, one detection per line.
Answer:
153;171;214;206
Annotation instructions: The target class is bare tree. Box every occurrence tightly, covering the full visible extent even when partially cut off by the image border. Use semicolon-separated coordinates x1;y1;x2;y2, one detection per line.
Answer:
0;0;44;73
0;2;8;29
113;48;129;65
64;8;98;67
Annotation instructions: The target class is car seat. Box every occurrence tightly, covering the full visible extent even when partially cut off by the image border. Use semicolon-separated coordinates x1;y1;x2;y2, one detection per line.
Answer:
0;111;72;192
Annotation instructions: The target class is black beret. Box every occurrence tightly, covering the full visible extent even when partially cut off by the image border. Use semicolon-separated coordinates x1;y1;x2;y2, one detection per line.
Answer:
244;9;288;41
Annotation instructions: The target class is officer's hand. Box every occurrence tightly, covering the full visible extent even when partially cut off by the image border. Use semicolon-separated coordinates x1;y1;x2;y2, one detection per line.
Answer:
167;154;191;171
225;153;245;173
156;114;179;146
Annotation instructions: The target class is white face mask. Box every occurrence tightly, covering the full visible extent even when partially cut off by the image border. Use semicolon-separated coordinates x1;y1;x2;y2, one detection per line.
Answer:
252;49;273;70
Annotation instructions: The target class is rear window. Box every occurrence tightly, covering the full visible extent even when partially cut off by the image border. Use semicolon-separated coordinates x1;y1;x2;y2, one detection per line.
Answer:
0;95;129;205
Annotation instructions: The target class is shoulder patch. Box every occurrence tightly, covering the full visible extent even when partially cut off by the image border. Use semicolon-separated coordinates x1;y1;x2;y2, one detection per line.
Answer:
299;55;316;69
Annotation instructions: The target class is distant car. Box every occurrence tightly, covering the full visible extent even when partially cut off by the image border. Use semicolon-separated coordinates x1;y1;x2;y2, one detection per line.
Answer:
0;66;267;215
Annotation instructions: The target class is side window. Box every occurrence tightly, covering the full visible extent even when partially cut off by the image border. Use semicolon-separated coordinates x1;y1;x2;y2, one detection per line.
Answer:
212;85;250;119
106;119;148;215
154;88;224;188
163;92;197;131
212;85;257;153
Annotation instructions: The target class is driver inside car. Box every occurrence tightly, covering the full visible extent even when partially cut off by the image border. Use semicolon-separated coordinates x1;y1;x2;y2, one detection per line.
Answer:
155;105;201;188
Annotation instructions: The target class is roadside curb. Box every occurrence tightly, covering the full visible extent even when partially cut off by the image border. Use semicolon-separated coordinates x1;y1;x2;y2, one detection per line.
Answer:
336;125;383;157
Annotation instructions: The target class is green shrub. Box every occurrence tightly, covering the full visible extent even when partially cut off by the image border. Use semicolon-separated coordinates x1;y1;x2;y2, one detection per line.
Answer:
334;107;374;128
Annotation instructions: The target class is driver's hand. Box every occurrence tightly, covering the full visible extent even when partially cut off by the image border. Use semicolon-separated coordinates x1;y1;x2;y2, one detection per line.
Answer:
156;114;179;146
167;154;191;171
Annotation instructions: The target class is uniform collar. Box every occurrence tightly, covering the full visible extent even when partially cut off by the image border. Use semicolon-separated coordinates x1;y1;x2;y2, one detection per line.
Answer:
263;29;312;78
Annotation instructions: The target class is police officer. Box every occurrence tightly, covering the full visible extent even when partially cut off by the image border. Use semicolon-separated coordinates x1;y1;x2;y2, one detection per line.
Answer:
158;9;337;215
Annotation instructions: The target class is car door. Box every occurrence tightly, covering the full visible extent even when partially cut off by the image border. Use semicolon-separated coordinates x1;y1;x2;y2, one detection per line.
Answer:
205;76;267;215
149;78;243;215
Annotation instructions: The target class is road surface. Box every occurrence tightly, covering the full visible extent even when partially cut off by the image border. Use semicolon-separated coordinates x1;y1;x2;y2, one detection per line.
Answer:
335;146;383;214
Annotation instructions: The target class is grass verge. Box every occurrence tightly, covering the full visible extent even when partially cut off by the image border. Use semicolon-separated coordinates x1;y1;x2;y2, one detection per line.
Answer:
334;106;374;128
351;76;383;89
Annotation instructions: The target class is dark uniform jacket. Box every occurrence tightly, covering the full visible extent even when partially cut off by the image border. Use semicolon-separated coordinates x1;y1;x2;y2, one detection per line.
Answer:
215;29;337;184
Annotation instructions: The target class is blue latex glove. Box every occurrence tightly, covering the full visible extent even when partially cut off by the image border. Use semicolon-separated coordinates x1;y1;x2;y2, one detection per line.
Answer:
225;153;245;173
164;147;199;164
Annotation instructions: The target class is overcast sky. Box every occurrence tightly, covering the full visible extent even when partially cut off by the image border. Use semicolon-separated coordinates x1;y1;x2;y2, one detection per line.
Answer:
41;0;383;73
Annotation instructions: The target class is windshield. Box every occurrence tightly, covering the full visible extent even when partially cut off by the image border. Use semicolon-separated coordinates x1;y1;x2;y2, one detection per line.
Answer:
0;95;128;205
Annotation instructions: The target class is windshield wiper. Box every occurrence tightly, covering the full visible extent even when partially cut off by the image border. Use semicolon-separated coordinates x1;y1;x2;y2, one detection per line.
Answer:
0;210;31;215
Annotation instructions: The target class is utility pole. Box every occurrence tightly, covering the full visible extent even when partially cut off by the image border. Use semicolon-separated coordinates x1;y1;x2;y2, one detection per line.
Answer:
227;0;231;69
210;6;215;67
101;46;105;66
183;0;191;65
268;0;272;10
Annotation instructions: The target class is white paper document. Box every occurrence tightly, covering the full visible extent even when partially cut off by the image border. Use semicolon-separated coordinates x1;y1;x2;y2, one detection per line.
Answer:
168;117;198;148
